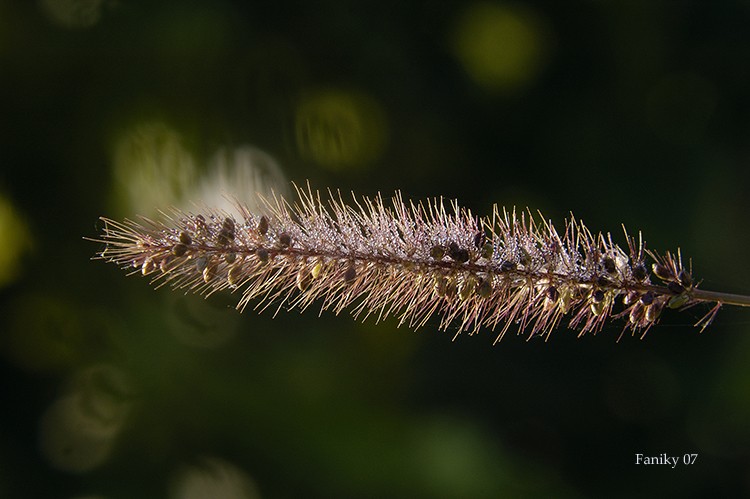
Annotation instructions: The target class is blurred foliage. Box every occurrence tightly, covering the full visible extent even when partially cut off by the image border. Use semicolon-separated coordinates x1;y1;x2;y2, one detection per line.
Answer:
1;0;750;497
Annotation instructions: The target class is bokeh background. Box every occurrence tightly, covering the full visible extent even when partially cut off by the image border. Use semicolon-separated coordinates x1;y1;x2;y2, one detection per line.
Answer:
2;0;750;497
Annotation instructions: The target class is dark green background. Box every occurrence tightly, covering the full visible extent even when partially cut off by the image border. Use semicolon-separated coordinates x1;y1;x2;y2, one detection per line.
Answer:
1;1;749;497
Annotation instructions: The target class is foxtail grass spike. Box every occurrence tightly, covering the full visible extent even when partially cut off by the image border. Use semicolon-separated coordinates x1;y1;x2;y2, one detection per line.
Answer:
89;182;750;342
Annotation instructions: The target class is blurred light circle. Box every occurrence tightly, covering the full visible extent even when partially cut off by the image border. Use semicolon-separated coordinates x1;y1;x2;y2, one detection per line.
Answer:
5;295;84;372
38;0;104;29
452;3;548;93
0;194;31;288
295;90;388;170
112;122;197;216
200;145;289;216
38;365;132;473
170;457;260;499
38;393;117;472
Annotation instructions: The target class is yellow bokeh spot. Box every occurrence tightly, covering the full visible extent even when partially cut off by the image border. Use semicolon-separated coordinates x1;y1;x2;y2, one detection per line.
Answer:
295;90;388;170
0;195;32;288
38;0;104;29
453;3;547;93
5;295;84;372
112;122;197;215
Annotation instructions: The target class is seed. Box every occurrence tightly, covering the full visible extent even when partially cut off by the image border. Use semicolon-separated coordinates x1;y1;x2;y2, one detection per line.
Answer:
678;270;692;287
344;264;357;283
279;232;292;247
434;275;448;296
194;215;208;239
195;256;208;273
430;245;445;260
459;275;477;300
668;293;689;309
481;243;494;259
477;278;493;298
519;248;532;266
256;248;269;263
448;242;469;263
202;263;216;283
591;289;605;303
445;279;457;298
297;268;312;291
667;282;685;294
632;263;647;282
172;243;187;257
559;287;573;314
222;217;235;235
159;256;174;273
645;302;663;322
225;252;236;264
311;261;323;279
602;256;616;274
629;302;645;324
623;291;639;305
546;286;559;302
500;261;516;272
179;231;192;245
141;257;155;275
258;215;269;235
227;265;244;285
639;291;654;305
590;300;605;316
652;263;672;280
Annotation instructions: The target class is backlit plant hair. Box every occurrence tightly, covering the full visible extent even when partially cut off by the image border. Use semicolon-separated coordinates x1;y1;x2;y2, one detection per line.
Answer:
90;182;750;342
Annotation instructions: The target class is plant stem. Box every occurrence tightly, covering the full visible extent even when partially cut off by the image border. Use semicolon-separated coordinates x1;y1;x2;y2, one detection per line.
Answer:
690;289;750;308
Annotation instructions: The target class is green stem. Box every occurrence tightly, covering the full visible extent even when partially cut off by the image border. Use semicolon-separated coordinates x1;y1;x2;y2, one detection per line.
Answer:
691;289;750;308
